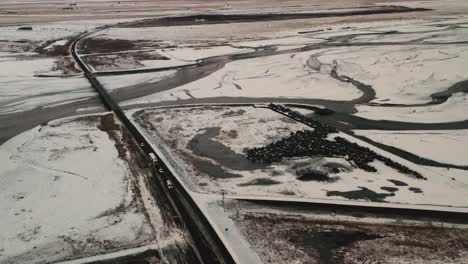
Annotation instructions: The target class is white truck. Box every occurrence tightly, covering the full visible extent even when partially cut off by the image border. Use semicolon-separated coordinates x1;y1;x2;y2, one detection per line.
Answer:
149;153;158;165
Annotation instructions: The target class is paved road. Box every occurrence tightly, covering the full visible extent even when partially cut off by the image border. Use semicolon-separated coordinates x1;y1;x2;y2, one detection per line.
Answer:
71;28;236;264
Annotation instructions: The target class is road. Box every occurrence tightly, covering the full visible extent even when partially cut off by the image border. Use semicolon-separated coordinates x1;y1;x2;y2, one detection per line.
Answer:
70;28;236;264
27;11;468;263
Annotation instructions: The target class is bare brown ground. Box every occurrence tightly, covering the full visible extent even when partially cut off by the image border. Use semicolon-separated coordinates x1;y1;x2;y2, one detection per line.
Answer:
0;0;464;26
237;211;468;264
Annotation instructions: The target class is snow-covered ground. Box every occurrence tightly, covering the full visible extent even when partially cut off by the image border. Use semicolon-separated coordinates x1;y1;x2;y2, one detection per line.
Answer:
0;19;138;53
319;44;468;105
2;2;468;262
0;113;192;263
0;58;94;115
98;70;177;91
130;106;468;208
92;16;468;110
356;93;468;123
124;50;362;105
354;129;468;166
81;45;251;72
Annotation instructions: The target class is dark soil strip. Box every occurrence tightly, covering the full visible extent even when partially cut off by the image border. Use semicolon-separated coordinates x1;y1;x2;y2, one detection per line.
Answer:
80;38;136;54
88;249;160;264
239;199;468;224
297;170;338;182
122;6;429;27
381;186;399;192
326;187;396;202
388;179;408;186
409;187;424;193
238;178;281;186
300;230;381;264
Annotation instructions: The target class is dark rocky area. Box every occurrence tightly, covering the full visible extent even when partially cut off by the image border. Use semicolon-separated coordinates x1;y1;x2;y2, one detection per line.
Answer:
248;104;425;179
246;129;424;179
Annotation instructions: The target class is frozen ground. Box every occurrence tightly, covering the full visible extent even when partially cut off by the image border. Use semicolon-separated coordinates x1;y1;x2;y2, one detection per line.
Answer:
80;45;250;72
98;71;177;91
125;50;362;105
131;106;468;208
356;93;468;123
354;129;468;166
2;1;468;263
320;45;468;105
0;114;196;264
91;15;468;113
0;58;94;115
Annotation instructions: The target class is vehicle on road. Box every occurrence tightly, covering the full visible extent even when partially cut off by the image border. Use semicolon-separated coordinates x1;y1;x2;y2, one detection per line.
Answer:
166;180;174;189
149;152;158;165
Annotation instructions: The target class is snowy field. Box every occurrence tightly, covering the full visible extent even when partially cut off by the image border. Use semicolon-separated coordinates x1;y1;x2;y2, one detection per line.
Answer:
354;129;468;166
320;45;468;105
91;16;468;113
0;58;93;115
131;106;468;208
125;50;362;105
99;71;177;91
0;114;194;264
355;92;468;123
1;1;468;263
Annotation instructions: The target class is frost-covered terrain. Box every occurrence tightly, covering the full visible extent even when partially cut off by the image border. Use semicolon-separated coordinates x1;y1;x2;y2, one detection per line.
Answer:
0;58;93;115
355;92;468;123
354;130;468;166
99;71;177;91
125;51;362;105
0;114;195;264
131;106;468;208
2;0;468;263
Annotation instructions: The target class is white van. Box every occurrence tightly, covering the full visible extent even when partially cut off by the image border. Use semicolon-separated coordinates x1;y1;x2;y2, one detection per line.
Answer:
166;180;174;189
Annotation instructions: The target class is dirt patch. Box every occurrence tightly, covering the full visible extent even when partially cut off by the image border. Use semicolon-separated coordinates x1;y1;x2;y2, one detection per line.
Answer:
326;187;395;202
296;169;338;182
225;130;238;139
50;56;81;75
236;211;468;264
221;109;246;117
409;187;423;193
80;38;135;54
83;51;168;71
380;186;398;193
238;178;281;186
97;114;126;159
88;249;160;264
34;38;73;57
387;179;408;186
